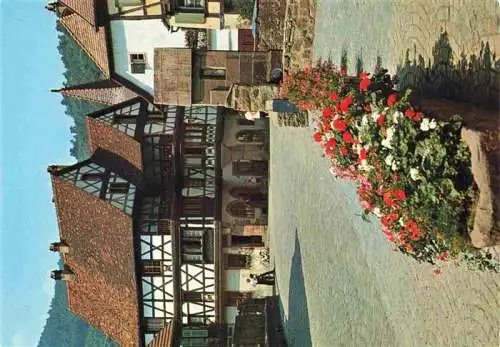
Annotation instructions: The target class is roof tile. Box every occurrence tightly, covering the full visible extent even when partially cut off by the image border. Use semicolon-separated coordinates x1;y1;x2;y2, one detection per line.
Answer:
60;13;110;77
51;171;140;347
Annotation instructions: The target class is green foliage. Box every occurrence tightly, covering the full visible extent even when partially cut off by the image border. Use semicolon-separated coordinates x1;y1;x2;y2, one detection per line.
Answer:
224;0;254;20
282;60;500;272
38;258;119;347
56;22;105;160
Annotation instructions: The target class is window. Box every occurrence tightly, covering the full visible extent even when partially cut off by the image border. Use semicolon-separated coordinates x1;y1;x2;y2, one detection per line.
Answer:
225;253;249;269
130;53;146;74
109;182;130;194
238;118;256;126
235;130;266;143
183;291;202;302
232;160;268;177
142;260;167;276
201;68;226;80
144;317;165;333
179;0;204;8
81;172;104;181
116;0;142;6
180;338;205;347
182;328;208;338
225;291;252;306
226;200;255;219
231;235;263;247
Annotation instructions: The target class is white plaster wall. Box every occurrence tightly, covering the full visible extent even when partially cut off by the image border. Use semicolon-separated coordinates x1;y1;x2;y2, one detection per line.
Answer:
209;29;239;51
111;20;186;94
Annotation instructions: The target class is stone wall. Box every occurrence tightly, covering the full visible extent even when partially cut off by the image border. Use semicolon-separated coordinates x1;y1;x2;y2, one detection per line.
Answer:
282;0;316;72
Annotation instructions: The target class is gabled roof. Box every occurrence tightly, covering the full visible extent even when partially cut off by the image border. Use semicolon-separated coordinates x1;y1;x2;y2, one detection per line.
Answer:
53;80;137;106
154;48;192;105
59;12;110;77
60;0;98;27
86;99;144;170
147;321;176;347
49;153;140;347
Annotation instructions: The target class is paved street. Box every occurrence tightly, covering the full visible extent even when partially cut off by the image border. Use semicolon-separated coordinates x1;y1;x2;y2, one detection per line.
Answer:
268;121;500;347
312;0;499;74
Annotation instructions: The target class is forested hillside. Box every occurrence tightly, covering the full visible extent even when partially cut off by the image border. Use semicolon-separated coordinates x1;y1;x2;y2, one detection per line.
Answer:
38;259;118;347
56;22;105;160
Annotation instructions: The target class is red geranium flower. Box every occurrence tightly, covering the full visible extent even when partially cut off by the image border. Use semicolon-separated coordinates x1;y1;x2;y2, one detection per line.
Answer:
414;112;424;121
393;189;406;201
326;138;336;148
359;148;367;161
313;132;322;142
364;104;371;112
340;146;348;156
359;77;371;91
383;192;395;208
323;121;331;132
387;93;398;107
333;119;347;132
404;108;415;119
322;107;333;118
359;71;369;80
328;92;339;101
324;146;334;158
339;96;353;113
342;131;354;143
377;113;385;127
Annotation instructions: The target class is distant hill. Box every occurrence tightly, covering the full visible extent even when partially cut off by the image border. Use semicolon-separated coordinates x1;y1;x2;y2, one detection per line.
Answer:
56;21;105;160
38;258;118;347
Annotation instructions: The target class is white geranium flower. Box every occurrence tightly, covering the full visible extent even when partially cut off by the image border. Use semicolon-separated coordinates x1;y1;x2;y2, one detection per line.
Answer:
386;126;395;140
410;168;419;181
392;111;403;124
370;108;380;122
420;118;430;131
391;162;398;171
385;154;393;166
398;217;405;227
373;207;382;218
381;138;392;149
429;118;437;129
361;114;368;126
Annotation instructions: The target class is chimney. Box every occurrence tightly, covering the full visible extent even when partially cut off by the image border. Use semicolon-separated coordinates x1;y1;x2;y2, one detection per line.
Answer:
50;269;75;282
49;241;69;254
45;2;57;12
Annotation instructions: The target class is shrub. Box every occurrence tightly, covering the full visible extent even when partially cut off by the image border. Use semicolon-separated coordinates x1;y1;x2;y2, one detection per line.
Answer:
280;60;499;273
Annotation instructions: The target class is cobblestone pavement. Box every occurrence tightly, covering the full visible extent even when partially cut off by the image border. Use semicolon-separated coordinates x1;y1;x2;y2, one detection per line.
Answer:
313;0;499;74
268;117;500;347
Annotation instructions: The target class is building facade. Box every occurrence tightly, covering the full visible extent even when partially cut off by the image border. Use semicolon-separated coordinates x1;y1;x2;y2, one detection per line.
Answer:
154;48;282;106
48;98;273;346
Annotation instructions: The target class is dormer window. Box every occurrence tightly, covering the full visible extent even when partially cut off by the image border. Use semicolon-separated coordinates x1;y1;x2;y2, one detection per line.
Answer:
130;53;146;74
109;182;130;194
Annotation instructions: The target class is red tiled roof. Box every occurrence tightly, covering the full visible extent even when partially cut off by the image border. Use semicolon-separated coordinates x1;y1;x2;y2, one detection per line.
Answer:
147;321;175;347
60;0;97;27
86;116;143;170
59;13;110;77
55;80;137;106
50;170;140;347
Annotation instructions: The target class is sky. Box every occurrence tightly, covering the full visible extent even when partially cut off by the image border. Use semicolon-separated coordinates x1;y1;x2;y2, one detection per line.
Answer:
1;1;77;346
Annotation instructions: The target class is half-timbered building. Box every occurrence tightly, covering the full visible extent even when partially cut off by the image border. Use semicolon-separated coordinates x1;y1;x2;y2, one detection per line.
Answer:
48;97;274;346
47;2;275;111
